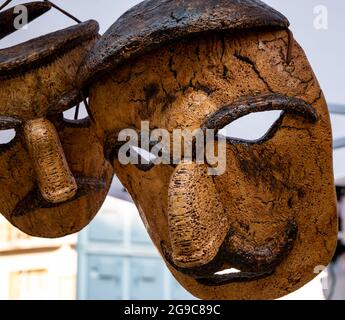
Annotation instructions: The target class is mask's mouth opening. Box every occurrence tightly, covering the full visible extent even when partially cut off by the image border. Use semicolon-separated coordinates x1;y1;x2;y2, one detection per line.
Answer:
161;219;298;286
161;241;275;285
215;268;241;275
196;270;275;286
11;175;107;218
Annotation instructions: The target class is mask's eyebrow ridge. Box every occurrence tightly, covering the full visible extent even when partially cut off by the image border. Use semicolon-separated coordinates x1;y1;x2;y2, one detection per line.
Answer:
202;93;318;131
0;116;22;130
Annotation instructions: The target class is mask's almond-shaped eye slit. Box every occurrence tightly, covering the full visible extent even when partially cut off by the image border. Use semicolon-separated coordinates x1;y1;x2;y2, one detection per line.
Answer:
0;128;16;145
63;102;90;122
132;146;157;162
218;110;284;143
131;146;157;171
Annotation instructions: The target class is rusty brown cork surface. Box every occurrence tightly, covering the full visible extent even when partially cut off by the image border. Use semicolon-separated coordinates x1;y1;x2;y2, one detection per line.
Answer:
0;22;99;120
0;0;337;300
0;21;113;238
87;28;337;300
77;0;289;87
0;20;99;78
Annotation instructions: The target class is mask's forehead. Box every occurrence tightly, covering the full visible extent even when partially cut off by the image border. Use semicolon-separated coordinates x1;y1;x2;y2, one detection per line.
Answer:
77;0;290;87
90;29;323;132
0;20;99;120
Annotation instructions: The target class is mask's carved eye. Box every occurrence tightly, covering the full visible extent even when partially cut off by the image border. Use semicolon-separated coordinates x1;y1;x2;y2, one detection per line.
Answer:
218;110;283;142
63;102;89;122
126;146;157;171
215;268;241;275
0;129;16;145
131;146;157;163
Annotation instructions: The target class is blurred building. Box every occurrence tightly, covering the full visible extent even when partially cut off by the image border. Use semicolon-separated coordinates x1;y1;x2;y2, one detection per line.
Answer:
328;180;345;300
77;193;194;300
0;216;77;300
0;181;195;300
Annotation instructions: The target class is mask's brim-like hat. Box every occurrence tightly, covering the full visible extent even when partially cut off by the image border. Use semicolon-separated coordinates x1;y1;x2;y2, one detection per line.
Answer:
0;19;99;110
77;0;289;87
0;20;99;79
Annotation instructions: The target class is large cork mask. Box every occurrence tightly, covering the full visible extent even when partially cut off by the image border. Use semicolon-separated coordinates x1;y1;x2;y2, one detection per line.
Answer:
78;0;338;299
0;6;113;238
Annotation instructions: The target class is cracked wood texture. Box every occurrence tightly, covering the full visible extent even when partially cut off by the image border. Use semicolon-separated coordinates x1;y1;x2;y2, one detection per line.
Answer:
0;21;113;237
87;28;337;300
77;0;289;87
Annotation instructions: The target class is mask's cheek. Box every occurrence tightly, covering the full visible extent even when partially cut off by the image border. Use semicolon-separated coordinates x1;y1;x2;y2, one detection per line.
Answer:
179;118;336;299
0;136;36;221
57;121;111;180
215;115;334;239
113;161;175;248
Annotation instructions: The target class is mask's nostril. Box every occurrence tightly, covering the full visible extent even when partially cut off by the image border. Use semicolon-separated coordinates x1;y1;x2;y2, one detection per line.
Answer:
24;118;78;204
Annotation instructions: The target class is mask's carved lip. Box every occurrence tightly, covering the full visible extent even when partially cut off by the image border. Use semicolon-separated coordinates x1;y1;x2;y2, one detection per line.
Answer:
161;243;274;285
161;219;297;286
11;175;106;218
196;270;274;285
202;93;318;134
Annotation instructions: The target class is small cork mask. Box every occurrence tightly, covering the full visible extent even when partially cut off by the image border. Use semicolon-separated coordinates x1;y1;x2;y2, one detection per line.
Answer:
80;0;337;299
0;8;113;238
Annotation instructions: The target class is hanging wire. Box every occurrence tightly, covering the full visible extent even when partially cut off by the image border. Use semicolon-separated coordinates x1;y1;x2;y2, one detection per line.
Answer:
0;0;13;11
74;103;80;120
80;91;95;123
1;1;81;23
44;0;81;23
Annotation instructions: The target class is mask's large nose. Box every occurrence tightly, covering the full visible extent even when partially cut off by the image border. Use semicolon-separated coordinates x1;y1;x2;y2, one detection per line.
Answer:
24;118;77;204
168;162;229;268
